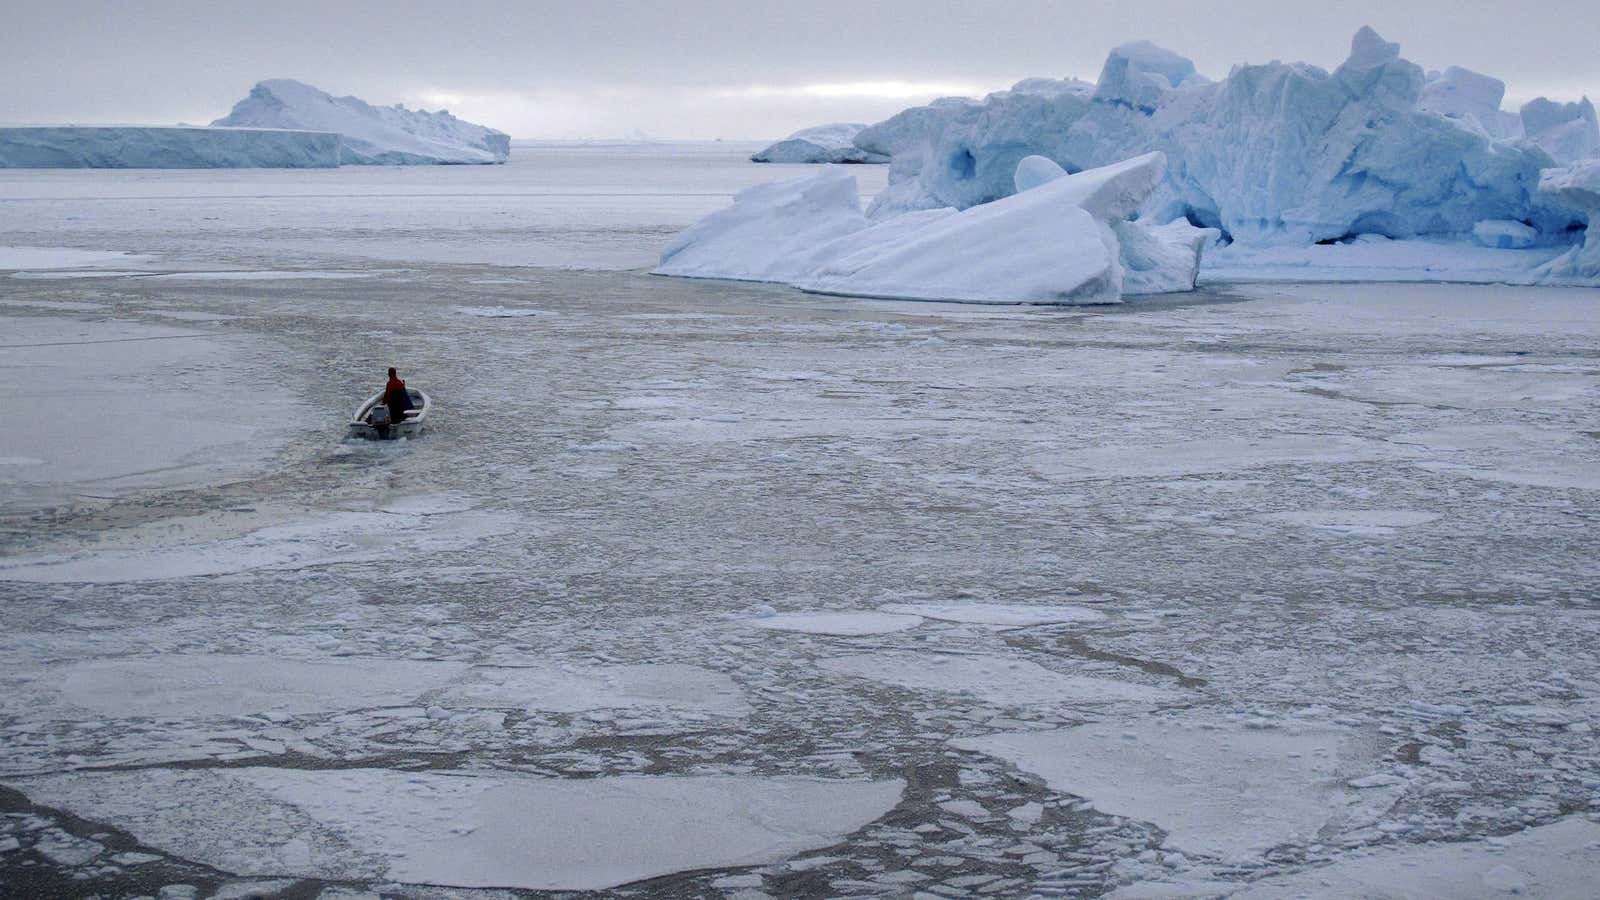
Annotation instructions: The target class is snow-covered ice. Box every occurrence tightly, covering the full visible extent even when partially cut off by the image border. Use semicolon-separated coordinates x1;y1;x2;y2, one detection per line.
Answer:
752;123;889;164
213;79;510;165
657;152;1210;303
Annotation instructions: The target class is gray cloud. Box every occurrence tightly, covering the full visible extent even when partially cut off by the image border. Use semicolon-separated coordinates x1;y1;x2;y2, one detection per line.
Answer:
3;0;1596;139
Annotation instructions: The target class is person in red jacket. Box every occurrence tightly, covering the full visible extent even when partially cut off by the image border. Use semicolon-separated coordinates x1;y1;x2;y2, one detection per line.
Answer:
383;367;410;425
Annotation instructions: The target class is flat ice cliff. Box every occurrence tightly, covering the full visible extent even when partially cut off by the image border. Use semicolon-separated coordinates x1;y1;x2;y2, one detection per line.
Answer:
752;123;888;164
655;152;1212;304
0;126;340;168
213;79;509;165
855;28;1597;256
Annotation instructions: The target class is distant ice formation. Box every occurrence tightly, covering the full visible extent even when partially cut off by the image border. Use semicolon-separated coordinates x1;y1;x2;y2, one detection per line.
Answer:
0;125;340;168
662;25;1600;299
213;79;510;165
751;123;888;164
655;152;1213;304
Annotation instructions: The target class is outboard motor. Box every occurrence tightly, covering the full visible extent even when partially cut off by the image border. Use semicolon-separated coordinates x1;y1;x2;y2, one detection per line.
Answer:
369;403;392;438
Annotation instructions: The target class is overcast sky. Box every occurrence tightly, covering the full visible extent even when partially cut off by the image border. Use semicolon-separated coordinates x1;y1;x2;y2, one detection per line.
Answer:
4;1;1598;140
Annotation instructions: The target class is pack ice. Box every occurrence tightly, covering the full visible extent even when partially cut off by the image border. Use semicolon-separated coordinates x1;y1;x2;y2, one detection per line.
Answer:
752;123;889;164
654;151;1213;304
213;79;510;165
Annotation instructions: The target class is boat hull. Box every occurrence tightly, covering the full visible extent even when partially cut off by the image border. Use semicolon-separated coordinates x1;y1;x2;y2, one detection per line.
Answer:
348;388;430;440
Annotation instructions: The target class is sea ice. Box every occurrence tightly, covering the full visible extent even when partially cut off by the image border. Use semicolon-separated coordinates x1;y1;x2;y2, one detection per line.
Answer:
877;602;1107;626
0;316;304;513
214;79;509;165
955;718;1385;860
435;663;750;716
752;123;889;164
9;768;904;890
0;507;516;582
0;246;146;270
44;656;466;719
820;652;1179;706
1220;817;1600;898
745;611;925;636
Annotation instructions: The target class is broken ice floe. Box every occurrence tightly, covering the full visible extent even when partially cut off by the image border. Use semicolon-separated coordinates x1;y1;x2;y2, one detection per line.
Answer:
9;768;903;890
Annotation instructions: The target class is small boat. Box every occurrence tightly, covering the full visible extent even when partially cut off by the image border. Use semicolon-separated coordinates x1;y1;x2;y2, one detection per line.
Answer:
348;388;430;439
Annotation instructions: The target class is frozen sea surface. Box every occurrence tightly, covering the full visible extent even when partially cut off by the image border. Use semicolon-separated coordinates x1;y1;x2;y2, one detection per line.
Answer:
0;145;1598;897
0;141;882;271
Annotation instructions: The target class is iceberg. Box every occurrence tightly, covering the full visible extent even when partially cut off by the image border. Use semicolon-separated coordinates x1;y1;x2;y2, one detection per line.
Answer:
656;152;1212;304
1471;219;1539;249
213;79;509;165
751;123;888;164
1521;97;1600;165
0;126;340;169
853;27;1593;252
1536;160;1600;280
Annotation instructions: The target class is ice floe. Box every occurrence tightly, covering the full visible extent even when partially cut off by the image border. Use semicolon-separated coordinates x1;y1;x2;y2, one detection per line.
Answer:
0;246;145;270
0;506;517;582
1257;509;1441;536
10;768;903;890
954;718;1388;860
452;305;549;318
746;610;925;636
1219;817;1600;898
879;602;1108;626
45;655;466;719
436;663;750;716
820;652;1180;707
